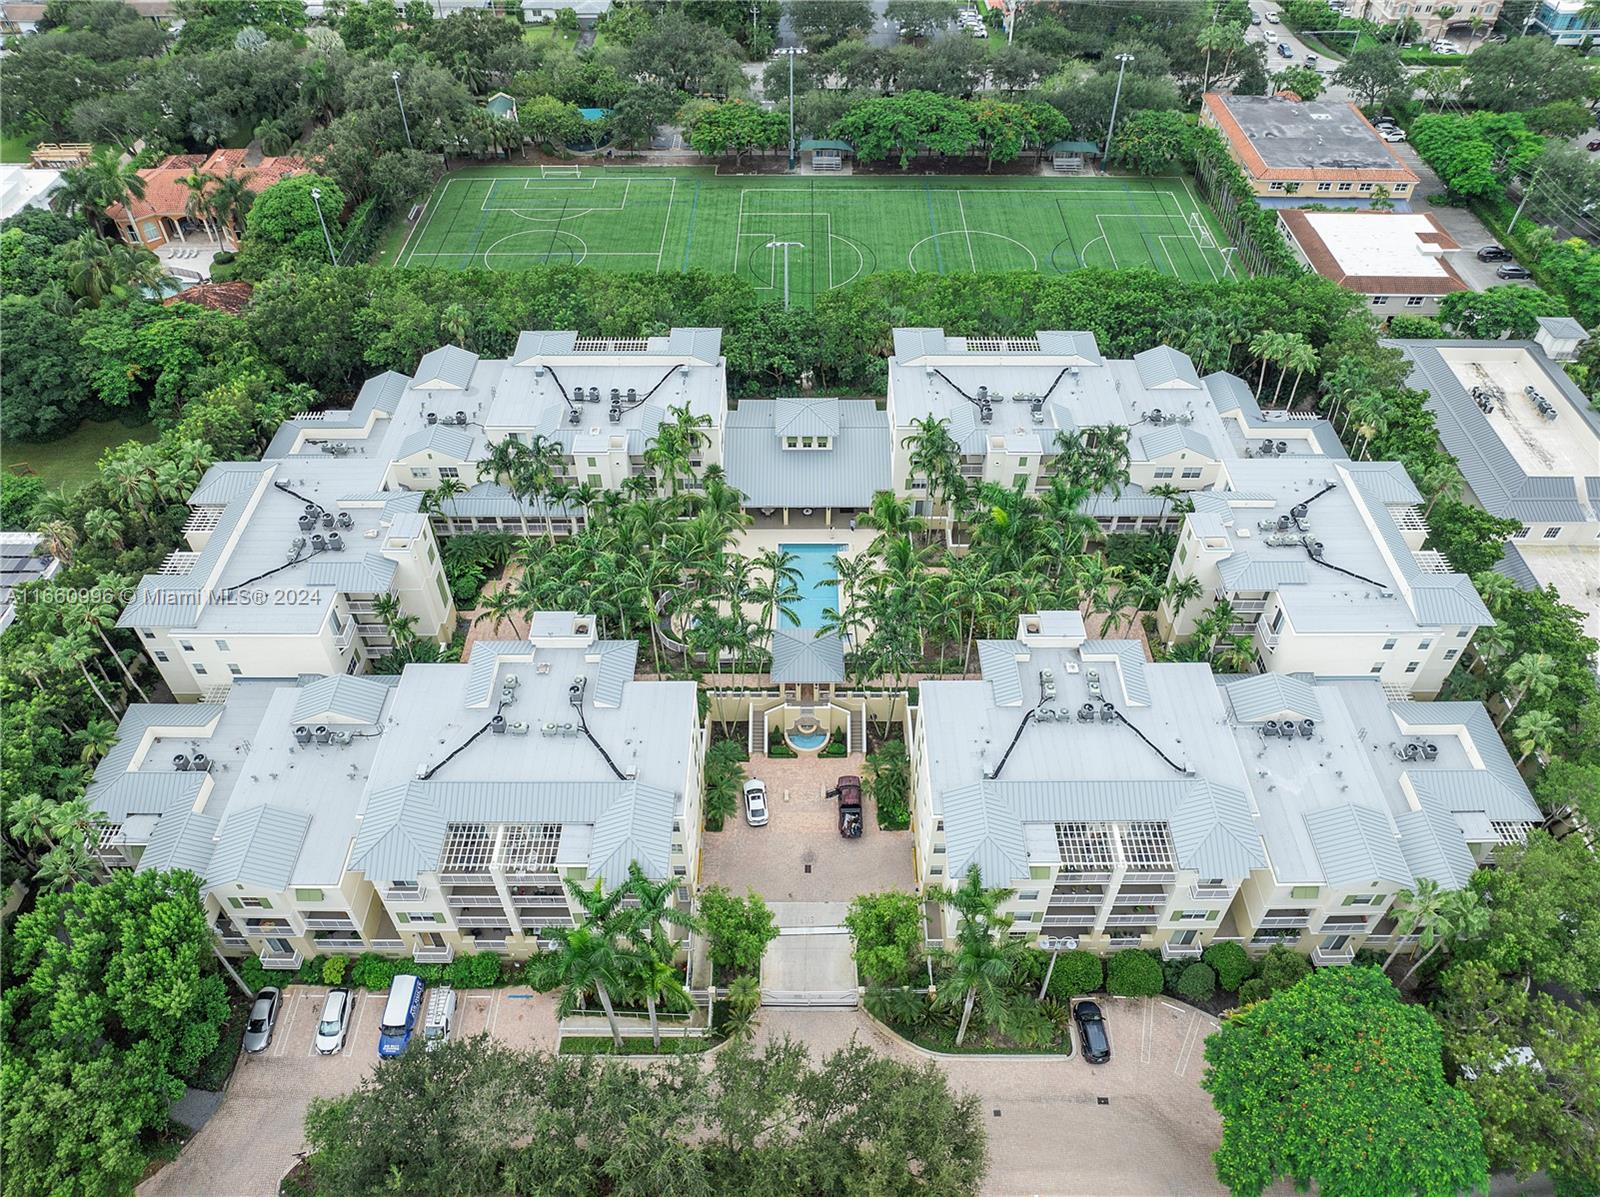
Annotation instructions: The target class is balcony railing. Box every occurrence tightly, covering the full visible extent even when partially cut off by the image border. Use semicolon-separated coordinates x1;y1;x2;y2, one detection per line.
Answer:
1313;945;1355;966
1191;886;1233;901
1057;870;1113;883
369;938;404;951
455;913;514;928
1256;916;1311;929
313;938;365;951
216;933;249;949
412;942;455;964
1105;912;1160;926
518;916;574;932
446;894;507;908
301;917;358;931
258;946;303;970
1161;941;1203;959
383;886;427;902
1108;936;1147;947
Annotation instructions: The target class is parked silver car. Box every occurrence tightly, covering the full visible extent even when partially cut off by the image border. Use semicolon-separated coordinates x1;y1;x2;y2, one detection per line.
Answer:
314;987;354;1055
242;987;281;1054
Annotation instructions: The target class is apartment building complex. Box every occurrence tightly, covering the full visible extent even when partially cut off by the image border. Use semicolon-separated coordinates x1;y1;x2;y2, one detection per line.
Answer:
886;328;1344;529
1390;325;1600;644
1525;0;1600;43
87;613;704;969
911;613;1540;962
1159;459;1491;697
1200;94;1419;206
1360;0;1503;35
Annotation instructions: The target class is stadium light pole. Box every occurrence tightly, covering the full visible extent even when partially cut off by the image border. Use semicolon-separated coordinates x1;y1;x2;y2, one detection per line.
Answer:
765;239;803;308
773;45;807;171
392;70;414;150
1104;53;1135;163
309;187;338;266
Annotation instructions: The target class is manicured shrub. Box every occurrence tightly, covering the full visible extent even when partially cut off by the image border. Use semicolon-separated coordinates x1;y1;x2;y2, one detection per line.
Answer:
1237;977;1270;1005
1175;962;1217;1003
447;951;504;988
1043;949;1103;999
350;952;399;991
412;962;444;983
1260;944;1313;994
1203;941;1255;992
1161;954;1190;994
322;956;348;986
239;956;271;994
523;951;562;992
1105;949;1163;997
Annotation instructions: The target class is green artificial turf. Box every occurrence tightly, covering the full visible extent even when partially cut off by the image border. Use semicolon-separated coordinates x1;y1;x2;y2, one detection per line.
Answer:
391;165;1234;304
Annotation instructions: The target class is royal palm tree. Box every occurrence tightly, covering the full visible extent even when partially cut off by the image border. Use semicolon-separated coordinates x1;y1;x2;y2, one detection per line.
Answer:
1274;334;1318;406
901;414;961;516
751;548;802;630
177;169;219;242
1511;708;1560;769
1249;331;1289;401
1381;878;1443;973
1400;888;1487;985
1497;651;1556;727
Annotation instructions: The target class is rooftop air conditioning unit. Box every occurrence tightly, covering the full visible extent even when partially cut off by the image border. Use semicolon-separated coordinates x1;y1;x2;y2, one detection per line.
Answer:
330;730;353;746
509;721;530;736
173;754;192;771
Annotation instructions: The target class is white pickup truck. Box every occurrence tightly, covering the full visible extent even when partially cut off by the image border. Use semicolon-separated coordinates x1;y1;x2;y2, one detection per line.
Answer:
423;986;457;1051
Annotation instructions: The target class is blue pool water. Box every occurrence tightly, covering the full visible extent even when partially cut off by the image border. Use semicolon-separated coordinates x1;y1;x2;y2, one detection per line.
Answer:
788;730;829;750
779;543;844;629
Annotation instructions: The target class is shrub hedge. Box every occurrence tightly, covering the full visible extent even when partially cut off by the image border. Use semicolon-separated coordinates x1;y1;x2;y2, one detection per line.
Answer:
1106;949;1164;998
1202;941;1255;992
1175;962;1217;1003
1042;948;1104;999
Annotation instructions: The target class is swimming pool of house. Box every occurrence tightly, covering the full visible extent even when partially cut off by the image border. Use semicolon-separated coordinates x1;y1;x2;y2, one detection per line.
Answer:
779;543;844;629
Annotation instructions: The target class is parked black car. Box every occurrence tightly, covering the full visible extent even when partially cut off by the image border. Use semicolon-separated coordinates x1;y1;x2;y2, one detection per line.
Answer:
1073;1000;1111;1064
830;775;864;838
1496;263;1533;280
1476;245;1512;262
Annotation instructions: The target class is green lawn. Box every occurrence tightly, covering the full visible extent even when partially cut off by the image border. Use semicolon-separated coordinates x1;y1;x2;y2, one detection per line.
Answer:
3;420;160;492
390;165;1235;305
1;132;34;163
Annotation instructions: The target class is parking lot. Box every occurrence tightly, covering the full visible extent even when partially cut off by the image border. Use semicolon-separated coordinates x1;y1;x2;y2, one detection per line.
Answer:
756;997;1226;1196
700;754;915;902
138;986;558;1197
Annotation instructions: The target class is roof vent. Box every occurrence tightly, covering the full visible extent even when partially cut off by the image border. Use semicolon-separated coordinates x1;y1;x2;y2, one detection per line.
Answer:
328;532;344;552
588;387;601;403
1421;742;1439;761
288;537;306;562
569;676;587;708
293;725;311;744
503;673;519;689
1078;703;1096;723
1263;720;1280;737
191;752;210;772
1281;719;1297;739
173;753;191;771
314;725;330;744
336;511;354;529
311;533;327;552
1100;702;1116;724
490;715;506;735
426;412;438;425
330;730;352;746
569;408;582;425
1299;719;1315;738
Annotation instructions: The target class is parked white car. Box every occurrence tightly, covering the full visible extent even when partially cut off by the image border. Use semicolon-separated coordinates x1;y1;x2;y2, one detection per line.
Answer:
1380;128;1407;142
743;779;770;827
314;987;353;1055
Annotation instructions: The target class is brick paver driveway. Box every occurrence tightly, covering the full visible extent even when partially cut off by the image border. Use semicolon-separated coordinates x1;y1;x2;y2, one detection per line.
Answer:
138;987;557;1197
700;753;914;902
754;999;1226;1197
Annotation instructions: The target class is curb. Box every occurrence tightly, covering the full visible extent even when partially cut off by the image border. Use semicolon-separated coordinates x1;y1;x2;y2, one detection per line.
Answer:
858;1008;1075;1062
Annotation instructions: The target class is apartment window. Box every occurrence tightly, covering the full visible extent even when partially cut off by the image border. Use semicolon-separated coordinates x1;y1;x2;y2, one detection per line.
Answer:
331;610;344;637
1406;296;1426;307
1393;183;1408;193
1443;649;1459;661
400;912;444;925
388;881;419;894
1017;457;1028;468
1181;467;1202;479
816;436;830;449
1371;296;1389;306
410;468;430;479
785;436;798;448
1177;910;1209;921
1382;638;1396;650
1370;663;1384;674
1405;661;1419;674
1359;183;1374;193
1270;608;1285;633
435;573;450;606
933;844;946;854
439;467;459;478
586;457;597;468
179;640;194;652
1269;182;1285;192
1457;627;1470;637
215;639;229;651
193;663;208;675
1290;886;1319;900
1512;526;1530;539
294;888;324;902
802;436;814;448
1178;542;1188;564
673;865;687;876
155;650;170;662
1343;894;1380;906
1543;526;1561;539
231;897;272;910
227;664;242;676
1154;468;1175;479
143;630;156;640
1317;182;1332;192
1338;182;1354;192
930;866;943;876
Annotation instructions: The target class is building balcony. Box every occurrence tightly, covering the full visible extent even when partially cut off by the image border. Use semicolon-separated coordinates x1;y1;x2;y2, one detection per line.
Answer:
369;938;404;951
312;937;366;952
1259;629;1281;650
454;913;514;929
1191;886;1234;901
1256;915;1311;930
258;945;303;970
1057;870;1114;884
447;894;507;908
216;933;249;949
1122;871;1177;885
1105;912;1161;926
1313;945;1355;966
1108;936;1148;947
518;916;574;933
412;942;455;964
1161;941;1203;959
383;885;428;902
301;917;359;931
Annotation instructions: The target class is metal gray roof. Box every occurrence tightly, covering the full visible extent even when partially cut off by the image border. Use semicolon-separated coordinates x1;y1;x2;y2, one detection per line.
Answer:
770;628;846;684
1406;769;1541;823
977;640;1026;707
1535;316;1587;340
1494;542;1540;591
206;804;312;892
1135;423;1215;459
1222;674;1324;723
1133;345;1203;391
191;462;273;506
139;808;220;877
1081;641;1151;707
772;397;840;438
397;423;474;461
304;551;397;593
464;641;531;707
412;344;479;391
1036;331;1104;364
1303;803;1412;886
1395;803;1478;889
723;400;891;511
90;772;208;823
1217;554;1308;591
292;675;393;726
1389;340;1598;525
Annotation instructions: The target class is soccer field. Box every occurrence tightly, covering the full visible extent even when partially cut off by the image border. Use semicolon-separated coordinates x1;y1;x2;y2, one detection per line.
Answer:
392;165;1235;304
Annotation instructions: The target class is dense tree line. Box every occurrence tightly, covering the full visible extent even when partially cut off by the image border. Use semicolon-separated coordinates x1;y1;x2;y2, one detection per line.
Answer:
301;1034;987;1196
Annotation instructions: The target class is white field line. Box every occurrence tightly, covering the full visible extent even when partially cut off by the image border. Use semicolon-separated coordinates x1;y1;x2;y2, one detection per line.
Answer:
656;179;675;273
956;192;977;271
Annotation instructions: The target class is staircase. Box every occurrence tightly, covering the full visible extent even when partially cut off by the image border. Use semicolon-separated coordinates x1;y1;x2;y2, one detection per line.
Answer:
848;705;867;754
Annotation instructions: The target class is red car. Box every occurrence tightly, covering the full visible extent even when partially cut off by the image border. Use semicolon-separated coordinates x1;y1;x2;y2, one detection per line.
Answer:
829;775;864;838
1588;140;1600;152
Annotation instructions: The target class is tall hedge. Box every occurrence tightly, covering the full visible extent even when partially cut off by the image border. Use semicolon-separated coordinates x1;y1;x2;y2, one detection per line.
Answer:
1203;941;1255;992
1106;949;1164;997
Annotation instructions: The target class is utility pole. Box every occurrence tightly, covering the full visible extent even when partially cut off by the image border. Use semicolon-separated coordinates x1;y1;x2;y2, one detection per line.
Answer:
1510;167;1540;229
309;187;338;266
1036;935;1077;999
1105;53;1135;163
766;239;803;308
773;46;806;171
1008;0;1021;44
392;70;413;150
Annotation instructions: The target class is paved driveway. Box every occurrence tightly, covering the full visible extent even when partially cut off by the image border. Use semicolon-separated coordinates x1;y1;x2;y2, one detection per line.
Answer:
755;998;1226;1197
700;753;915;902
1388;143;1534;292
139;987;557;1197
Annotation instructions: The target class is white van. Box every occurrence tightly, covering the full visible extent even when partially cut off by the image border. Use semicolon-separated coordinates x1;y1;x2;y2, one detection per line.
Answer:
423;986;457;1051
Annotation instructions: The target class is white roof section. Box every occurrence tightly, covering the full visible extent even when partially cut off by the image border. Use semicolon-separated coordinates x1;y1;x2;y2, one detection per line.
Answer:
0;164;63;221
723;399;891;510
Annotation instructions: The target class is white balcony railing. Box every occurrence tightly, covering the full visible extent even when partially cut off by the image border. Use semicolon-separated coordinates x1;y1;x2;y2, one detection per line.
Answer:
412;942;455;964
1161;941;1203;959
383;886;428;902
1104;913;1161;926
1191;886;1233;901
1256;916;1311;929
1312;945;1355;966
258;946;303;970
301;918;358;931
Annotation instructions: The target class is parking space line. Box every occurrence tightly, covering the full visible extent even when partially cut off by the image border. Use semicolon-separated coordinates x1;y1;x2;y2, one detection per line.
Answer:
1140;1000;1153;1065
486;990;502;1039
1174;1014;1201;1077
271;991;306;1058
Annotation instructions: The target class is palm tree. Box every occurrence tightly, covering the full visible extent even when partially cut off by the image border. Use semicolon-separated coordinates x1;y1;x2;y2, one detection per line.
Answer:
1279;335;1319;407
177;169;220;242
71;589;150;702
1381;878;1443;973
1497;651;1556;727
1419;459;1464;518
901;414;960;515
473;585;525;639
751;548;802;630
71;717;120;765
860;490;925;555
724;973;762;1034
57;145;149;243
553;877;635;1048
1401;888;1487;985
1249;331;1287;400
1197;20;1236;94
49;634;121;719
206;171;257;250
1511;708;1560;769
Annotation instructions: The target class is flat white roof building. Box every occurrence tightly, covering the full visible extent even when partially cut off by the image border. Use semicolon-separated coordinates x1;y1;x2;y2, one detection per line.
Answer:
1278;210;1468;316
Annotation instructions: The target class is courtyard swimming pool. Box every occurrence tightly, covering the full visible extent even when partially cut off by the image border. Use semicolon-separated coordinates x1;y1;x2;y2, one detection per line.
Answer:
779;543;844;629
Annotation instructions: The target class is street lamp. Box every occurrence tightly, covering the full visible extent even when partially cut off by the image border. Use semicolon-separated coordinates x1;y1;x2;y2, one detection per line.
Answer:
309;187;338;266
772;45;807;171
1104;53;1135;164
1007;0;1022;44
392;70;413;150
1037;935;1079;1000
765;239;803;308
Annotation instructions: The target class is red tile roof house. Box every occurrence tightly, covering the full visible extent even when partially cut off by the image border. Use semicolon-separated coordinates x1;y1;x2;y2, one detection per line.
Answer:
107;149;306;250
1277;209;1468;317
1200;93;1419;208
